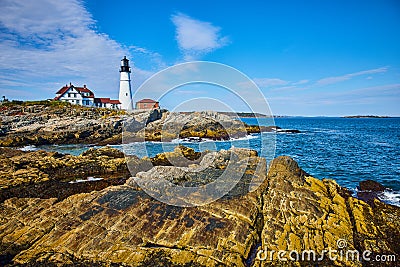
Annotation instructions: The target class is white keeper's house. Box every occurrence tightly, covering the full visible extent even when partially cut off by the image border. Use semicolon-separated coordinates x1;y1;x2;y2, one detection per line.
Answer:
54;83;121;110
54;56;160;111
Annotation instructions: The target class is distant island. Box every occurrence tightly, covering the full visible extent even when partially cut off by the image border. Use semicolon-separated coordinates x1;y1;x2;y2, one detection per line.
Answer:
343;115;392;118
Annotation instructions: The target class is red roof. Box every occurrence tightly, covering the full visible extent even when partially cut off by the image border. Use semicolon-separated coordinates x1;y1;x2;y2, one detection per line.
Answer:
54;84;94;100
136;98;158;103
56;86;69;95
94;98;120;104
94;98;110;103
54;86;69;100
76;87;93;94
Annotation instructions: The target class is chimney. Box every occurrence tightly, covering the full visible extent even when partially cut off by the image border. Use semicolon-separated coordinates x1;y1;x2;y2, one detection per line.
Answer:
83;84;86;88
69;82;72;86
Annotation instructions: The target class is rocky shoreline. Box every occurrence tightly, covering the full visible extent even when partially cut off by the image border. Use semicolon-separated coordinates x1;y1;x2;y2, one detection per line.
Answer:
0;145;399;266
0;102;296;148
1;103;397;266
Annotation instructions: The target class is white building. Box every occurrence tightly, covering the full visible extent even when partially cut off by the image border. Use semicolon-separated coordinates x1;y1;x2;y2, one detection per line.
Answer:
55;57;136;110
118;56;133;110
94;98;122;109
54;83;121;110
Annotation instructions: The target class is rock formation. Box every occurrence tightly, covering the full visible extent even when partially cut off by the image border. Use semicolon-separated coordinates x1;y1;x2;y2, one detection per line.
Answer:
0;147;398;266
0;102;285;147
0;146;131;190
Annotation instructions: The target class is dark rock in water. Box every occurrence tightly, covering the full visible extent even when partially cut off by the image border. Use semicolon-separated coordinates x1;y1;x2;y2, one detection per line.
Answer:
276;128;301;133
247;125;301;134
357;180;386;206
359;179;386;192
1;149;399;266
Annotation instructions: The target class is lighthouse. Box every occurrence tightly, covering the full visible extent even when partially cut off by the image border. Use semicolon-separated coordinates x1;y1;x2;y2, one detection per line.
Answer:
119;56;133;110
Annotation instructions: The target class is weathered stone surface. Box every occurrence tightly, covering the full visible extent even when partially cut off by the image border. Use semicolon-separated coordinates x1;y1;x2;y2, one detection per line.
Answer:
0;147;131;190
1;147;267;267
0;150;398;266
255;157;399;267
0;102;166;147
123;110;281;143
147;145;203;166
81;146;125;159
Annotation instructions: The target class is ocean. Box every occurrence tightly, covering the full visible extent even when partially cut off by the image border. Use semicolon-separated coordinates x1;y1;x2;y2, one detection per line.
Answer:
27;117;400;206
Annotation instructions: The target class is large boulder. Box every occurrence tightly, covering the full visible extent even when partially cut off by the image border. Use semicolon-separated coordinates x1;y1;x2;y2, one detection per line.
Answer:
148;145;203;166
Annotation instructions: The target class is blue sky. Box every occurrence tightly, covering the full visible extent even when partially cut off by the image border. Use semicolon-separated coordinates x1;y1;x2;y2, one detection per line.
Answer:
0;0;399;116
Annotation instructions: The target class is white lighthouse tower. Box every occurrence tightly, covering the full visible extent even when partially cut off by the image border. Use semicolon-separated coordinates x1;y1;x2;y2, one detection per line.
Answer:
119;56;133;110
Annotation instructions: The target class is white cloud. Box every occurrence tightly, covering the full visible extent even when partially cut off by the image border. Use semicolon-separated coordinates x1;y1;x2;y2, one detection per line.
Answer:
237;78;290;90
316;67;388;86
129;45;167;70
171;13;229;60
252;78;289;87
272;83;400;106
0;0;157;100
293;79;309;85
241;78;309;91
269;85;298;92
